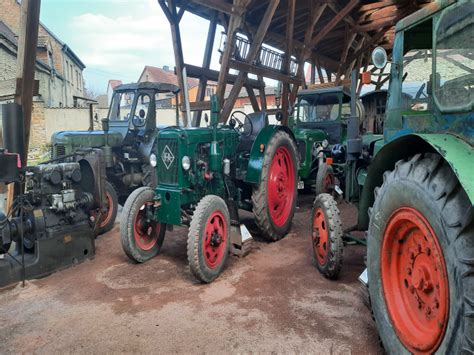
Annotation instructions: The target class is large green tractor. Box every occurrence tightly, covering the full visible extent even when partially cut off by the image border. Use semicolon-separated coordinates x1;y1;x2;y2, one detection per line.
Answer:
291;86;374;196
310;1;474;353
51;82;180;234
120;96;299;283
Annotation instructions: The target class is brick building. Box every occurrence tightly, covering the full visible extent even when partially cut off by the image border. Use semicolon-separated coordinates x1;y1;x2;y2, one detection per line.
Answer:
0;0;86;107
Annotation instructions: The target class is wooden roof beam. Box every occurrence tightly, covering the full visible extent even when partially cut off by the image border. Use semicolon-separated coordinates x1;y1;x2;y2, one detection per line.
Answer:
309;0;359;48
190;0;245;16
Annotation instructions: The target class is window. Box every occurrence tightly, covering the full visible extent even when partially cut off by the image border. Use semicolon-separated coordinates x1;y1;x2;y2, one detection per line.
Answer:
296;94;341;124
402;50;432;111
108;92;136;121
206;86;215;97
65;60;69;80
434;2;474;110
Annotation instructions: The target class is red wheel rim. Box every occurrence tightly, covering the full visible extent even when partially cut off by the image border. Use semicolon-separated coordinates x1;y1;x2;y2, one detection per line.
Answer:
381;207;449;353
312;207;329;266
99;191;114;228
323;171;334;192
267;146;295;227
203;211;227;269
134;203;161;251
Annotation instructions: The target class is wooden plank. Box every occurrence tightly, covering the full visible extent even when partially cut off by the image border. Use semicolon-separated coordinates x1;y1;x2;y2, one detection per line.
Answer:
245;85;260;112
193;10;217;126
190;0;244;16
184;63;262;88
309;0;359;48
228;60;302;85
281;0;295;124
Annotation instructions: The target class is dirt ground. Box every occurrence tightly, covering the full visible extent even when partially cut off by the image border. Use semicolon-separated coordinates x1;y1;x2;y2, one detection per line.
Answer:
0;195;381;354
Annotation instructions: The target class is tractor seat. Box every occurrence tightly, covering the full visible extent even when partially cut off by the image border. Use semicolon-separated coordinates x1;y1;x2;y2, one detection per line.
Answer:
238;112;268;152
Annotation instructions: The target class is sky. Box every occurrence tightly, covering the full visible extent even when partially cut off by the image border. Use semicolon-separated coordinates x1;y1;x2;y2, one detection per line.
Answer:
40;0;223;95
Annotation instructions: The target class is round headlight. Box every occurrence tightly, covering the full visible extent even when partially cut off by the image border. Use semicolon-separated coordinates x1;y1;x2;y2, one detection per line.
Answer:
182;156;191;171
149;153;157;167
322;139;329;149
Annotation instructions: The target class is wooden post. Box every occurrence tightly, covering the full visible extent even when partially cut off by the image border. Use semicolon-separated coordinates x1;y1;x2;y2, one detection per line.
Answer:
159;0;188;127
281;0;295;125
193;11;217;127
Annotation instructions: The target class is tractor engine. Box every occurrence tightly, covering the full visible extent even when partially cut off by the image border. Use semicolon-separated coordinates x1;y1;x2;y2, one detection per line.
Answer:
0;151;97;287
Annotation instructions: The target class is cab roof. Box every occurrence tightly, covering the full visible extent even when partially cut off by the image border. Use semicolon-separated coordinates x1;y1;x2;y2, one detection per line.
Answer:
114;81;180;94
298;86;350;97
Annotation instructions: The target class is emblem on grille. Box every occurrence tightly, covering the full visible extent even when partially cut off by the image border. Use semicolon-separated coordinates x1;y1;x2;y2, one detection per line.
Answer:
161;145;175;170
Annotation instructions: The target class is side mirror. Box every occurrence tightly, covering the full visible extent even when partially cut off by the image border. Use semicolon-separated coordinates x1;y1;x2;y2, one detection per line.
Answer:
371;46;388;69
101;118;109;132
275;111;283;122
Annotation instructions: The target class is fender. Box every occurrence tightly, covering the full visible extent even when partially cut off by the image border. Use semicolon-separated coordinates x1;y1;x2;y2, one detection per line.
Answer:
244;125;297;184
358;133;474;229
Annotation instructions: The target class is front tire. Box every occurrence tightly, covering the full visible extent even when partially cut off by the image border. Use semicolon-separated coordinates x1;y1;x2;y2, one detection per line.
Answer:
368;153;474;354
311;193;344;279
120;187;166;263
252;131;298;241
187;195;231;283
315;164;335;196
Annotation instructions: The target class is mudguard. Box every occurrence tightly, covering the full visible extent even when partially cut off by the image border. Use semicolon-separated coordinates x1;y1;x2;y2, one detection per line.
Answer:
244;125;297;184
358;133;474;229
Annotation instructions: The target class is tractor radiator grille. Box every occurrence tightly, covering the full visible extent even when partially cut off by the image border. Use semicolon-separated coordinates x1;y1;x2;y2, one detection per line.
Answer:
157;138;179;185
54;145;66;158
297;140;306;164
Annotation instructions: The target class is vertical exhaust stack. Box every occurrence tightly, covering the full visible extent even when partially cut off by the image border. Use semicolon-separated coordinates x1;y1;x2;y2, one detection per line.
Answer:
2;103;26;167
347;69;362;161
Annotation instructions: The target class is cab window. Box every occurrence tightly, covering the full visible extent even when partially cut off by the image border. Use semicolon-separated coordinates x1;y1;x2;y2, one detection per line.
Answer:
434;3;474;110
108;92;135;121
297;94;341;124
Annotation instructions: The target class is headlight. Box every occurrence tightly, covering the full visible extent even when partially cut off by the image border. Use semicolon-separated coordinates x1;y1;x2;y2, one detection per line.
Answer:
149;153;157;167
182;156;191;171
322;139;329;149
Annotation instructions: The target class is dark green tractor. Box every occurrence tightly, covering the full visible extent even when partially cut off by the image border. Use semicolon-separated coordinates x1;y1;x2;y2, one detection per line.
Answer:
310;1;474;353
291;86;374;196
120;96;299;283
51;82;180;234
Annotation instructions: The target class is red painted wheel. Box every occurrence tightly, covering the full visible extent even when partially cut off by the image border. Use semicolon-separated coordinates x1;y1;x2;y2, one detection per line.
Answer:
97;181;118;235
203;211;227;269
252;131;298;241
267;146;296;227
313;208;329;265
134;202;162;251
381;207;449;353
311;193;343;279
99;191;114;229
120;187;166;263
188;195;230;283
315;164;335;196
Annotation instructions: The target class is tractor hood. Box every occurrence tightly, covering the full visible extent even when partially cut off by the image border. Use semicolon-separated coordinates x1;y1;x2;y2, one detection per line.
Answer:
51;130;123;148
293;127;328;142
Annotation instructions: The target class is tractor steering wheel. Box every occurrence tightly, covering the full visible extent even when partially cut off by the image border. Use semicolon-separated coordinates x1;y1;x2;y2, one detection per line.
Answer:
229;111;253;137
132;115;146;128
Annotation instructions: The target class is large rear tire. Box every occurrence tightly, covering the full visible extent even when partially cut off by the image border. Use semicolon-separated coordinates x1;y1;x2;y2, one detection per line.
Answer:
187;195;230;283
98;181;118;235
311;193;343;279
120;187;166;263
367;153;474;354
252;131;298;241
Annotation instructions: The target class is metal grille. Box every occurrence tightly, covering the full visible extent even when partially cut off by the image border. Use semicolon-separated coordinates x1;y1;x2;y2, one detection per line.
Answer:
54;145;66;158
157;138;179;185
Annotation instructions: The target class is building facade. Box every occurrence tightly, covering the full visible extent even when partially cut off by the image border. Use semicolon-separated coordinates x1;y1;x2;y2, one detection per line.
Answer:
0;0;86;107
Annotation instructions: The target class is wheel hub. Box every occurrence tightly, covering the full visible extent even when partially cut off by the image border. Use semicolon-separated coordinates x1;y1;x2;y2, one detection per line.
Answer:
381;207;448;353
312;208;328;266
204;211;227;269
134;203;160;251
267;146;295;227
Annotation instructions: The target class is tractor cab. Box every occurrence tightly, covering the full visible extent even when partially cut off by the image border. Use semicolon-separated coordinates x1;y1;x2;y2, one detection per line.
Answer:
107;82;180;144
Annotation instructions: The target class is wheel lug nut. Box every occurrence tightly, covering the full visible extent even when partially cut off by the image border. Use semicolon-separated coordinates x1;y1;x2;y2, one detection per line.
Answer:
407;267;412;275
435;299;439;309
426;307;432;316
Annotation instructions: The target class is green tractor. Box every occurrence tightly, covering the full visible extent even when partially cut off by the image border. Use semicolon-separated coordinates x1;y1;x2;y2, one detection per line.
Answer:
120;97;299;283
310;1;474;353
291;86;371;196
51;82;180;234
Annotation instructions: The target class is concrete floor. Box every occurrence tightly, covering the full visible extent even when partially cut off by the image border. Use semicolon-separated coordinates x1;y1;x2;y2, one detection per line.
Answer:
0;195;381;354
